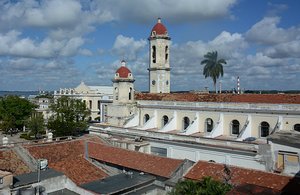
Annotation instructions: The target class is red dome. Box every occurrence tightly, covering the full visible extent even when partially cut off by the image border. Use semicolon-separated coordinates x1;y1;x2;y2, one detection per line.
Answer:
116;66;131;78
151;18;168;36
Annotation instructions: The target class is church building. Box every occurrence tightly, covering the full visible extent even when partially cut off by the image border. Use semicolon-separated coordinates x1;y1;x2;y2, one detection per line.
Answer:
95;18;300;177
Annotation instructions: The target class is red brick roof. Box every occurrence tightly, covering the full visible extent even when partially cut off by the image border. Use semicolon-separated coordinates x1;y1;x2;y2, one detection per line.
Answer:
185;161;300;193
88;142;184;178
0;150;31;175
26;138;108;185
135;93;300;104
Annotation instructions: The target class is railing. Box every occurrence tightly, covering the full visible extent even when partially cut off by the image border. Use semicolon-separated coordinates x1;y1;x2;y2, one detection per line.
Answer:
0;135;76;148
89;125;259;152
137;100;300;112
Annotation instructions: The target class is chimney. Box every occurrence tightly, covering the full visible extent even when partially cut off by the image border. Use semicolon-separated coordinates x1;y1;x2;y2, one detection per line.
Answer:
237;76;240;95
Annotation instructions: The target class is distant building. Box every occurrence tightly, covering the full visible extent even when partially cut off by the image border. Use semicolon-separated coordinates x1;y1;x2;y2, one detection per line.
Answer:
54;82;113;122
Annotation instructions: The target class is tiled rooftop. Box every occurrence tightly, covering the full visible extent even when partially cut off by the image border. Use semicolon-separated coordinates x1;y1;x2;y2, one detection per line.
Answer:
26;137;108;185
0;150;31;175
185;161;300;193
135;93;300;104
88;142;184;178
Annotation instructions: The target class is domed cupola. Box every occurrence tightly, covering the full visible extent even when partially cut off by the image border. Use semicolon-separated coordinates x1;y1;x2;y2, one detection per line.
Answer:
112;60;135;104
149;18;170;40
115;60;133;79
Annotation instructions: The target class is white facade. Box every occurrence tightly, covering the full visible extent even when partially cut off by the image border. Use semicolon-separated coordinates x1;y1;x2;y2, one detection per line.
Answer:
54;82;113;122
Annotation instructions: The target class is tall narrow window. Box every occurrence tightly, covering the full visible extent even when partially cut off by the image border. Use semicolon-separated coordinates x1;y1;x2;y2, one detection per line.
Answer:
260;121;270;137
165;46;168;62
144;114;150;124
89;100;92;109
152;46;156;63
231;120;240;135
205;118;214;132
183;117;190;130
98;100;101;110
115;87;118;100
162;115;169;127
129;87;132;100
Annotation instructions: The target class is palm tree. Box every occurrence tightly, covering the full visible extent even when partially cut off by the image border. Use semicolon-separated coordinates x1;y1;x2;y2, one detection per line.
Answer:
201;51;226;93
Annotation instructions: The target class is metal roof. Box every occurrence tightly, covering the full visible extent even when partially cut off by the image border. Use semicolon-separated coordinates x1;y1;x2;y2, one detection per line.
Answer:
80;171;155;194
13;168;63;187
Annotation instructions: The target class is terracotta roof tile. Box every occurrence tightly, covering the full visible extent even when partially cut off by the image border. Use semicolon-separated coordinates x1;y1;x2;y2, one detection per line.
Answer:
26;138;108;185
0;150;31;175
88;142;184;178
135;93;300;104
185;161;300;193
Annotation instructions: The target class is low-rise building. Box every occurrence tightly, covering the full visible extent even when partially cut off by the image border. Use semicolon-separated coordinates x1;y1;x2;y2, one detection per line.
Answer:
54;82;113;121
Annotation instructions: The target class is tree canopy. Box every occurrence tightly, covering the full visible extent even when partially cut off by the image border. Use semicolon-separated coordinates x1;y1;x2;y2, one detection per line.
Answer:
201;51;226;93
26;112;45;139
0;95;36;133
169;177;232;195
47;96;90;137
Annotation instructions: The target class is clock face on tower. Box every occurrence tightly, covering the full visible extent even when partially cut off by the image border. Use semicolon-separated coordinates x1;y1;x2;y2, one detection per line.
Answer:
152;80;156;85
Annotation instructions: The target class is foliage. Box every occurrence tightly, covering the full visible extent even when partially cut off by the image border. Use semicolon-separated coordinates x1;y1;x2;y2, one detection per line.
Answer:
0;95;36;133
201;51;226;93
20;133;33;140
35;93;53;99
47;96;90;137
26;113;45;139
169;177;232;195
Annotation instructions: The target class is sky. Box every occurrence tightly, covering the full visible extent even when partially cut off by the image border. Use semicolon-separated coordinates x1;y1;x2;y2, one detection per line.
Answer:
0;0;300;92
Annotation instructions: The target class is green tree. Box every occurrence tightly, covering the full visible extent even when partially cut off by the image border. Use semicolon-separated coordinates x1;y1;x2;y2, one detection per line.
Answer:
26;113;45;139
0;95;36;133
47;96;90;137
169;177;232;195
201;51;226;93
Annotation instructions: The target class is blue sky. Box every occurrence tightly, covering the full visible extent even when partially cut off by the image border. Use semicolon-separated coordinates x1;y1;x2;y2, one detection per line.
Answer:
0;0;300;91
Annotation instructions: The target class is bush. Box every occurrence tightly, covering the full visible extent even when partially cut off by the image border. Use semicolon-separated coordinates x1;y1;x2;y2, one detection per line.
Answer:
20;133;32;140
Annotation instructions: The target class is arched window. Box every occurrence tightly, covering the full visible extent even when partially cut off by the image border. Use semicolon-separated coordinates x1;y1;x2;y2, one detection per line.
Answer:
294;124;300;132
144;114;150;124
231;120;240;135
183;117;190;130
205;118;214;132
162;115;169;127
152;46;156;63
129;87;132;100
89;100;92;109
260;121;270;137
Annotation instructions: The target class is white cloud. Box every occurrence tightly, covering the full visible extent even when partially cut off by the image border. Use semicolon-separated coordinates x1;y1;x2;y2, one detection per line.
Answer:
112;35;147;61
246;17;300;45
0;31;84;58
246;53;283;67
264;40;300;58
94;0;237;23
24;0;81;28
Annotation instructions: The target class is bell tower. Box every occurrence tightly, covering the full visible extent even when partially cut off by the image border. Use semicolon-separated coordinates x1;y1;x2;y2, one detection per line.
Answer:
107;60;136;126
148;18;171;93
